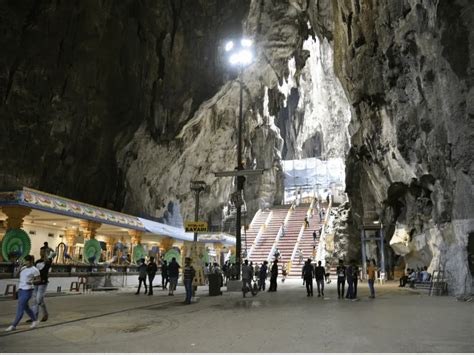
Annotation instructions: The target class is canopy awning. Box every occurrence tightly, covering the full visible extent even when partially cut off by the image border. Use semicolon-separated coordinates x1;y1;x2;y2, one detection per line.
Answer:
0;187;235;245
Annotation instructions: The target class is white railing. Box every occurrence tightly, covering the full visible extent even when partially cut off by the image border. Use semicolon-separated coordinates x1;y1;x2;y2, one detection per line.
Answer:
247;210;272;259
317;200;332;266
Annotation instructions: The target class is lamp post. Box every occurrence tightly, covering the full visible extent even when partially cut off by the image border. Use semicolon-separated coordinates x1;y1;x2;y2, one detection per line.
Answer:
225;38;254;279
190;181;207;243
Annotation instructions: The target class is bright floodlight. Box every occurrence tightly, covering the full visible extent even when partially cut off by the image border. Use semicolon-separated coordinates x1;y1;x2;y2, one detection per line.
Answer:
229;49;253;66
225;41;234;52
241;38;252;47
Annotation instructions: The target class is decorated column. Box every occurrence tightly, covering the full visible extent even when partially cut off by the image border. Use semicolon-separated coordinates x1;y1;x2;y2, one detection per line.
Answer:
65;228;77;258
79;220;101;240
128;230;143;263
1;206;31;229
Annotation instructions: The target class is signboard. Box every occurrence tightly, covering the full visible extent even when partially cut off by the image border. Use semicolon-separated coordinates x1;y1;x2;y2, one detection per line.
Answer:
184;221;208;233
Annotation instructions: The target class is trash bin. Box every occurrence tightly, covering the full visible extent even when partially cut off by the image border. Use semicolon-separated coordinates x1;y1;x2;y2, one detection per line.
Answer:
208;273;222;296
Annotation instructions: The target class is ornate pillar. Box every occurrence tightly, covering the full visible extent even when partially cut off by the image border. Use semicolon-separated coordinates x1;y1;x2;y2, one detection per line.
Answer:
214;243;223;265
79;220;101;240
106;237;115;260
65;228;77;257
1;206;31;229
160;236;174;253
128;230;142;262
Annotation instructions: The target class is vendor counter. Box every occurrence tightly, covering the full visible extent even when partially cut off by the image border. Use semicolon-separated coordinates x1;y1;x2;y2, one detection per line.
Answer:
0;263;163;295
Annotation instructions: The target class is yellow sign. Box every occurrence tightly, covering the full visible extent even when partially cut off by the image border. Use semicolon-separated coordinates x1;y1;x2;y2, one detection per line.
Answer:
184;221;208;233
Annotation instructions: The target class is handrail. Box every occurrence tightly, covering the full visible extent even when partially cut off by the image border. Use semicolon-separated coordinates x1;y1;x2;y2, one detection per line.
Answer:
288;202;315;274
317;199;332;267
248;210;272;259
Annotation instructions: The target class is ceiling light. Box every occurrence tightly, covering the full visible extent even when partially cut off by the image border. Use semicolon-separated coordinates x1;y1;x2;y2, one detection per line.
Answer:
225;41;234;52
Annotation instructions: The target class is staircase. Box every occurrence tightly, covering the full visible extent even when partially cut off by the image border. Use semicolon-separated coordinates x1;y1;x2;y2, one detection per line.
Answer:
275;205;308;272
289;203;328;277
249;208;288;264
241;209;270;258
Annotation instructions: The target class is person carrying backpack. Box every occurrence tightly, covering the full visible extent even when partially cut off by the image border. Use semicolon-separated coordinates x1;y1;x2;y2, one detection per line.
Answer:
168;257;180;296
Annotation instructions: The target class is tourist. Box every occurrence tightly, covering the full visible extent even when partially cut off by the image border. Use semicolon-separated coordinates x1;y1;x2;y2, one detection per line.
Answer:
319;210;323;221
313;230;317;242
274;248;281;261
314;260;326;297
222;261;229;285
259;261;268;291
298;248;304;264
304;217;310;229
281;263;287;283
367;260;377;298
345;260;355;299
183;258;195;304
241;260;253;297
168;257;180;295
30;246;55;322
135;258;148;295
420;266;430;282
353;263;360;298
408;268;417;288
269;260;278;292
5;255;40;331
399;268;409;287
146;256;158;296
280;223;286;238
161;259;169;290
302;259;314;296
336;259;346;299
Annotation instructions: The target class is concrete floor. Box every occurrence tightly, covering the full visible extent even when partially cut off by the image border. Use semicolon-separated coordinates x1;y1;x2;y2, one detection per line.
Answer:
0;280;472;353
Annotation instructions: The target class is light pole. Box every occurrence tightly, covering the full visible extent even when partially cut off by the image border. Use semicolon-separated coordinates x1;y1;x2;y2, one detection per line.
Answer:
190;181;207;242
225;38;254;279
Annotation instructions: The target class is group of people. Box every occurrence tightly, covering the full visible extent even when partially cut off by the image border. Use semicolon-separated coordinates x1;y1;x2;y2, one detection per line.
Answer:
399;266;431;288
5;243;55;332
135;256;195;304
335;259;377;299
301;260;327;297
240;259;280;295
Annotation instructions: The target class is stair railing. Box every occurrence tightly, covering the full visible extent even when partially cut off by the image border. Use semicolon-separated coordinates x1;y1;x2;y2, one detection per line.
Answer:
267;222;284;262
247;210;272;259
317;200;332;267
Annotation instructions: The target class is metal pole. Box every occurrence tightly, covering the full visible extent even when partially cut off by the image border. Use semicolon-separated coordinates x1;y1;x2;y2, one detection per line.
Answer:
194;190;199;243
360;226;367;280
235;67;244;280
380;224;385;278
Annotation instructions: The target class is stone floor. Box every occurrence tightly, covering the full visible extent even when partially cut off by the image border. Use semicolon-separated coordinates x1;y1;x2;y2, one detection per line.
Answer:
0;280;472;353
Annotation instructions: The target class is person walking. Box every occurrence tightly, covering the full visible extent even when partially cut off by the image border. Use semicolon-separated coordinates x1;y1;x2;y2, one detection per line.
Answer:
135;258;148;295
302;259;314;296
183;258;196;304
259;261;268;291
30;246;55;322
168;257;180;295
313;230;317;242
298;248;304;264
269;260;278;292
146;256;158;296
5;255;40;331
304;217;310;229
281;263;288;283
336;259;346;299
241;260;253;297
161;260;169;290
367;260;377;298
280;223;286;238
314;260;326;297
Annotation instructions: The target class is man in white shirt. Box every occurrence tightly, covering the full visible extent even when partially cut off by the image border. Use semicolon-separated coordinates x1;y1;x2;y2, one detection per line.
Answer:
5;255;41;331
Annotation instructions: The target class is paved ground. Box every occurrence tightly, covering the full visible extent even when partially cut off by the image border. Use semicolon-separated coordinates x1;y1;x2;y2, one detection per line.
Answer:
0;280;472;353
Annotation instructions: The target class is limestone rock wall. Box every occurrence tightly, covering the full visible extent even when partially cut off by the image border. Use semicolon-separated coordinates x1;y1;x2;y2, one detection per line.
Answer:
326;0;473;295
0;0;249;209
